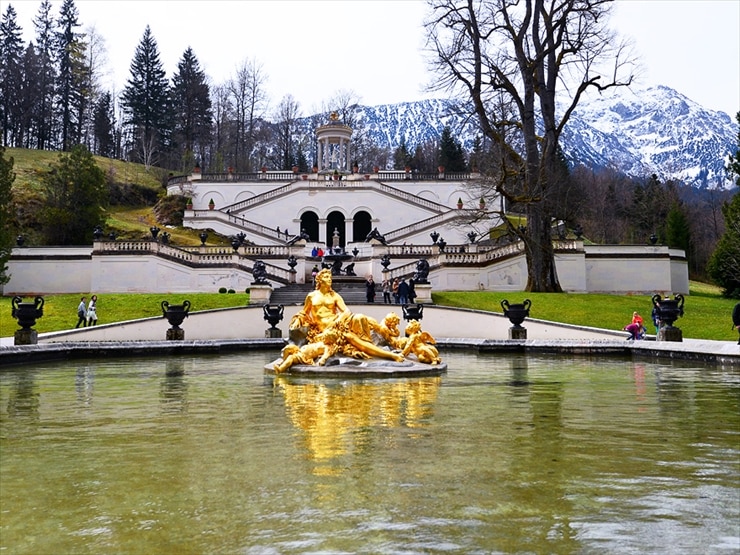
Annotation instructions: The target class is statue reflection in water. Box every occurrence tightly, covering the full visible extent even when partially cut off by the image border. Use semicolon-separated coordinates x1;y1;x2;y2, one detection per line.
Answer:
275;268;440;372
274;375;442;469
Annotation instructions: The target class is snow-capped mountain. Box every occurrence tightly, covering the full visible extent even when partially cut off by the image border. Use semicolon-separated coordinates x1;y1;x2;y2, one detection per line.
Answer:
301;85;736;188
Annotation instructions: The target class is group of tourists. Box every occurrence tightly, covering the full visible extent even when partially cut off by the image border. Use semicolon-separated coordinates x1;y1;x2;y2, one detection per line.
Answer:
74;295;99;328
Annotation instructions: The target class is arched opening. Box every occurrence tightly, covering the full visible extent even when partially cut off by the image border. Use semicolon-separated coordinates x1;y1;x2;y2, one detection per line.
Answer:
353;211;373;242
326;211;346;248
299;211;319;242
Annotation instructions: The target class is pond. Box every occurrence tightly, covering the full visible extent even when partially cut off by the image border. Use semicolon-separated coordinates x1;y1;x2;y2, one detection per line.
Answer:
1;351;738;554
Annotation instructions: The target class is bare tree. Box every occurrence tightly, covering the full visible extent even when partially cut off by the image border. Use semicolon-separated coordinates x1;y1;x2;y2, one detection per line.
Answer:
226;58;268;172
425;0;634;291
78;24;108;149
272;94;301;170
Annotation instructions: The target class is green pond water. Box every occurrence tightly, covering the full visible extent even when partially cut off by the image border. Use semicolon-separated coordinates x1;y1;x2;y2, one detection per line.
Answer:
1;351;738;554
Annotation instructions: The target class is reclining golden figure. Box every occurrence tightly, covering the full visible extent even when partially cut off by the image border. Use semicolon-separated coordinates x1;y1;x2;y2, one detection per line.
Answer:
283;269;416;369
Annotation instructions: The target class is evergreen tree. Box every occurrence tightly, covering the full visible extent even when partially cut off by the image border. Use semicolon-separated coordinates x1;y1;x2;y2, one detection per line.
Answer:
171;47;212;170
0;146;14;284
469;135;483;172
393;138;411;170
707;194;740;297
665;201;692;255
92;90;115;157
628;174;677;243
296;145;309;173
121;25;170;168
437;126;466;171
32;0;57;149
708;111;740;296
41;144;107;245
55;0;86;150
0;4;25;146
15;44;38;148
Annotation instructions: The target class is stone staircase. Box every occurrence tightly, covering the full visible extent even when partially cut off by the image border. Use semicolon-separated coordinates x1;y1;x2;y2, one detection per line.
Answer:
268;278;370;305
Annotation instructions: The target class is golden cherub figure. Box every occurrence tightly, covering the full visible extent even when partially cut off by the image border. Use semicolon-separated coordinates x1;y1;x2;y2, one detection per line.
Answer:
274;329;341;373
401;320;442;365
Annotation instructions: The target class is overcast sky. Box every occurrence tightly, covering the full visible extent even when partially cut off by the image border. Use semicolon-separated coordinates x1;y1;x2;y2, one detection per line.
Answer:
6;0;739;117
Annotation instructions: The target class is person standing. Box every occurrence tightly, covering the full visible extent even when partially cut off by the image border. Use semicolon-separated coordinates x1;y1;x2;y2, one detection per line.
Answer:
382;278;392;304
87;295;98;326
733;302;740;345
365;276;376;303
408;278;417;304
651;301;661;335
398;278;410;305
392;278;400;304
75;297;87;328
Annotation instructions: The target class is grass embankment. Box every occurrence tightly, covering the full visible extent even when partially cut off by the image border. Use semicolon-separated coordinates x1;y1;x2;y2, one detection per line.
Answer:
2;282;735;342
9;147;233;245
433;281;736;342
8;147;163;192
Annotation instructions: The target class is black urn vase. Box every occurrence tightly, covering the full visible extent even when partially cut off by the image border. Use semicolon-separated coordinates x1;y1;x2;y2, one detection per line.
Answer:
263;304;284;329
161;300;191;329
652;294;684;328
11;296;44;330
501;299;531;329
402;303;424;322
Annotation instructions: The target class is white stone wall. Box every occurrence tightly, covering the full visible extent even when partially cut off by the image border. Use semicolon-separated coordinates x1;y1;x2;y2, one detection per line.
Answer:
3;244;689;296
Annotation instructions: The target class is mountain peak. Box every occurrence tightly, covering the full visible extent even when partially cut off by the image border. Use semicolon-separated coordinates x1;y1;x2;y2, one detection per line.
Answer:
311;84;735;188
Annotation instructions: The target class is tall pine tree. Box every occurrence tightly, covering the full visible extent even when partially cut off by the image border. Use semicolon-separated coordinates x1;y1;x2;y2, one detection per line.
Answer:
437;126;466;172
0;4;25;146
32;0;57;149
55;0;86;150
171;47;212;170
92;91;115;157
121;25;170;168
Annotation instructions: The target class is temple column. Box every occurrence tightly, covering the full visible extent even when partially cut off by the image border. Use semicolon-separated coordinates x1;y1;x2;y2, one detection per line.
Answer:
343;219;352;245
318;219;328;245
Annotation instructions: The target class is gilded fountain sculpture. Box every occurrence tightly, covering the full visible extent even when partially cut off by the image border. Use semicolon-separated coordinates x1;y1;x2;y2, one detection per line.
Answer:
268;268;444;375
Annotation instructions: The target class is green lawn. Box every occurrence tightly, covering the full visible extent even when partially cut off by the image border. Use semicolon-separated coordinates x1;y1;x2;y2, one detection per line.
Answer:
2;282;736;341
433;281;737;341
2;293;249;337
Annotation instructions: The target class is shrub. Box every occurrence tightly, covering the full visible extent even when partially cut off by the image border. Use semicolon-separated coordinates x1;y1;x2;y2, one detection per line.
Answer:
218;287;227;294
227;289;235;294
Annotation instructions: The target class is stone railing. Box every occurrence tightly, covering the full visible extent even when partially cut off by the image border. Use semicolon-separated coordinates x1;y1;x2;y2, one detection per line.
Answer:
93;241;297;282
377;171;471;181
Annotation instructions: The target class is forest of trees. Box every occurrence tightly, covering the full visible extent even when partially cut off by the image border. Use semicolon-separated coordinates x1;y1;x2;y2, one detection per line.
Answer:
0;0;737;288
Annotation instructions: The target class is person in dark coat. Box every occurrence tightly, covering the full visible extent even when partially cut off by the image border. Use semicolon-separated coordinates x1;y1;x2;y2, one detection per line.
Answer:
397;278;410;305
733;302;740;345
408;278;417;304
365;276;376;303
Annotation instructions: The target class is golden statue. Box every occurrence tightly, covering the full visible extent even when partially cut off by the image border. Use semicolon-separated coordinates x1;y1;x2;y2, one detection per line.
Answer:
401;319;442;365
288;269;404;365
272;268;444;372
274;329;340;373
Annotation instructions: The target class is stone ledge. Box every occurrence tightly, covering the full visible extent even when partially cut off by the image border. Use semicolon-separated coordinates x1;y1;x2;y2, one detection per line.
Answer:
1;337;736;367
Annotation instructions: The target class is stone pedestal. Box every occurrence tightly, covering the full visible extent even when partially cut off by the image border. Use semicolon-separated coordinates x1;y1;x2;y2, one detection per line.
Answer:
249;285;272;305
413;283;433;304
166;328;185;340
509;327;527;340
265;328;282;338
658;327;683;342
14;329;38;345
